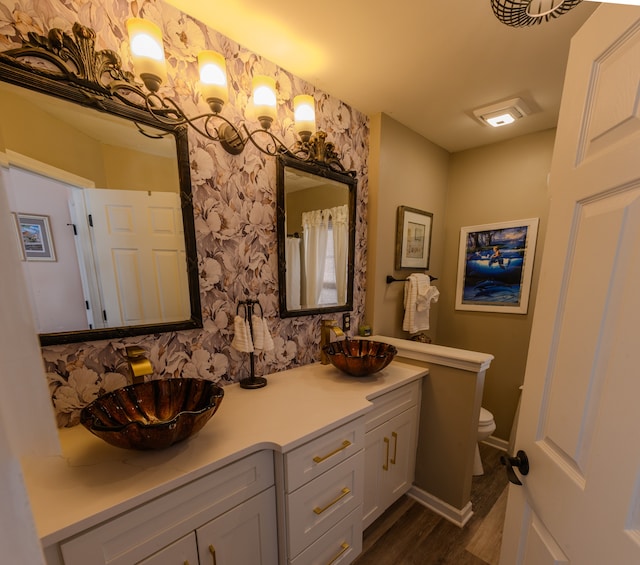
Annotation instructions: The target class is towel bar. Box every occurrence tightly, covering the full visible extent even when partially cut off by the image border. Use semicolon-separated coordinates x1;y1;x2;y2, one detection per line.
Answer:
386;275;437;284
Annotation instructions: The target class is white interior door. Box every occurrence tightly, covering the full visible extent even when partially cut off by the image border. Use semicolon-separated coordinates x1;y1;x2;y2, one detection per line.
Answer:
84;188;189;327
500;5;640;564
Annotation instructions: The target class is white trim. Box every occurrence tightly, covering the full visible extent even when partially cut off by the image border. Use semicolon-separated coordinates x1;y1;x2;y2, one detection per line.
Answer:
482;435;509;452
4;149;95;188
368;335;494;372
407;486;474;527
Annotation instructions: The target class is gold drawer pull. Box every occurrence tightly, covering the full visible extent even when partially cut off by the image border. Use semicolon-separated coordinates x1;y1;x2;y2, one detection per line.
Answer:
327;542;350;565
383;436;390;471
313;487;351;514
391;431;398;465
209;544;217;565
313;440;351;463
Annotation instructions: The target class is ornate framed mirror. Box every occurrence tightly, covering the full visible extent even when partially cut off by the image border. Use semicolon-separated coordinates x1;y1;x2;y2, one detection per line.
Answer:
0;23;202;345
276;142;357;318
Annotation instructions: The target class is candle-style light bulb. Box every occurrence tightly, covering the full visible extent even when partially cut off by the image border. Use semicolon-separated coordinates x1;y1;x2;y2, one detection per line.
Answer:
126;18;167;93
198;50;228;113
252;75;277;130
294;94;316;142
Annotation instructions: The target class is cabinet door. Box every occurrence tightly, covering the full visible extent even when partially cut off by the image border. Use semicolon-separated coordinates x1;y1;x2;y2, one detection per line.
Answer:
384;406;418;501
137;532;198;565
197;487;278;565
362;406;418;530
362;425;386;529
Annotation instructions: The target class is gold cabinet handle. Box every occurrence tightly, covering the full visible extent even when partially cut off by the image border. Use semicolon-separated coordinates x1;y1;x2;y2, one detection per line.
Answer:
383;436;390;471
391;431;398;465
313;487;351;514
313;440;351;464
209;544;217;565
327;542;350;565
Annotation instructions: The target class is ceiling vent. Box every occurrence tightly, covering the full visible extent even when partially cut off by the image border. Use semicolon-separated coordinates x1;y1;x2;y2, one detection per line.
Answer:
473;97;531;128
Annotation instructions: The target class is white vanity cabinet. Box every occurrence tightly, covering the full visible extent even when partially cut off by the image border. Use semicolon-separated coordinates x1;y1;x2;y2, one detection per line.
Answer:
362;381;421;530
282;418;365;565
51;450;277;565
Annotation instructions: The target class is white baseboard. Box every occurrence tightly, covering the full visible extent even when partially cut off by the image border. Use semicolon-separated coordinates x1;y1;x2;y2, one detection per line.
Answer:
483;435;509;452
407;486;474;528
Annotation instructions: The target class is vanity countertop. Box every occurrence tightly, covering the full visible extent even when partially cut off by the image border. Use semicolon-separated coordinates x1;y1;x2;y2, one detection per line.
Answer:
22;360;427;547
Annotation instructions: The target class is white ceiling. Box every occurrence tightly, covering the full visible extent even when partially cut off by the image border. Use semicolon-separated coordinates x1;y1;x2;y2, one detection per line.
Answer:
165;0;599;153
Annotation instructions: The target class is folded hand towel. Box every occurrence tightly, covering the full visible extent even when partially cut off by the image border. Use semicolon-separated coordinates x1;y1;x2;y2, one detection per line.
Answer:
403;274;439;334
231;315;254;352
251;314;265;350
261;317;275;351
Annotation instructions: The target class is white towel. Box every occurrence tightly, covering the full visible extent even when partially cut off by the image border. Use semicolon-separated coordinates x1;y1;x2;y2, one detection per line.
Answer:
231;315;254;352
251;314;264;350
403;274;439;334
251;315;274;351
260;317;275;351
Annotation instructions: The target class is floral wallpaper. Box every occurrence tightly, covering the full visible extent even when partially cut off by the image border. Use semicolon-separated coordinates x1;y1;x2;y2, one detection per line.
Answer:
0;0;369;427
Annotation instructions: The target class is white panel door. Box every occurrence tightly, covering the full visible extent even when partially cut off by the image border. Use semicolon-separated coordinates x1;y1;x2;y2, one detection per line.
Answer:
84;188;189;327
501;5;640;565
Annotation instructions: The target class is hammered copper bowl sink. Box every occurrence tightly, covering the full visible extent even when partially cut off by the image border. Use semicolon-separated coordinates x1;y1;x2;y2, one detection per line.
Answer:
80;378;224;450
323;339;398;377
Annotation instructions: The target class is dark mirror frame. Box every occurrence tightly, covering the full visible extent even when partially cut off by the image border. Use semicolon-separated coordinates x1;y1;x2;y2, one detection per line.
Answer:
0;23;202;345
276;153;357;318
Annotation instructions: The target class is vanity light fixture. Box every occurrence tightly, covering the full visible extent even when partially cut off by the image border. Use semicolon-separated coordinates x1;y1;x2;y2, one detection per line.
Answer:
125;18;334;164
473;97;530;128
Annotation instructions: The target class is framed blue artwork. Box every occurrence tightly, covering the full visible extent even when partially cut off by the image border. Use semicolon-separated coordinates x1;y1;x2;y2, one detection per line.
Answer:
455;218;539;314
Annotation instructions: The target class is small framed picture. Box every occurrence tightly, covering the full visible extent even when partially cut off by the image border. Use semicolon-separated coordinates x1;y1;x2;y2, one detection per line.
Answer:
395;206;433;270
14;213;57;261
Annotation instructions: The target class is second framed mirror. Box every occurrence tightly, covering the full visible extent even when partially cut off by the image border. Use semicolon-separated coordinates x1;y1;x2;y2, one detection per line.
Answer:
276;153;357;318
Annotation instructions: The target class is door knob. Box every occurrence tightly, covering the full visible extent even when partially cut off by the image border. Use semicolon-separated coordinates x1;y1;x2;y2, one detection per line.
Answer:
500;449;529;486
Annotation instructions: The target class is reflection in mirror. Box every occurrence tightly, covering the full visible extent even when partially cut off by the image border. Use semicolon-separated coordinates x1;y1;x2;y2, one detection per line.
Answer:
0;31;202;345
277;155;356;318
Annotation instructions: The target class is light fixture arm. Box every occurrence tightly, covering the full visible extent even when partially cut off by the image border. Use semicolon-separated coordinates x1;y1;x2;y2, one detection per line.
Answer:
0;21;355;174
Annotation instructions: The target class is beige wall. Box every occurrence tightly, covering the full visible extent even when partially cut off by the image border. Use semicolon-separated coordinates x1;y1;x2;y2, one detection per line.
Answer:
286;184;348;234
367;123;554;442
101;144;178;193
366;113;449;338
0;89;107;185
438;129;554;440
1;89;177;192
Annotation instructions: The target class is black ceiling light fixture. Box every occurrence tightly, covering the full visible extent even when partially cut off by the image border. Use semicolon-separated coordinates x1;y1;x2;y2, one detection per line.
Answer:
491;0;584;26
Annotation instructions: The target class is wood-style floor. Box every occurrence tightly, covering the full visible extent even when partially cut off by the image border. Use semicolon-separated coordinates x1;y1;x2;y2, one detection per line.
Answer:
354;443;509;565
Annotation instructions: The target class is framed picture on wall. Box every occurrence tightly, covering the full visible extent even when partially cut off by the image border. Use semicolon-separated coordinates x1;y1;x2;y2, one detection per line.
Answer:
455;218;538;314
395;206;433;270
14;213;57;261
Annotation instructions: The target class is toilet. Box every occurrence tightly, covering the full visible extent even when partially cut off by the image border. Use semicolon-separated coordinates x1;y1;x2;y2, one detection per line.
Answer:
474;407;496;476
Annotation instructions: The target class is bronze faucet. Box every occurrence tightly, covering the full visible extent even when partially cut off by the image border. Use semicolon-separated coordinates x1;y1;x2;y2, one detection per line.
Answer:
320;320;345;364
125;346;153;384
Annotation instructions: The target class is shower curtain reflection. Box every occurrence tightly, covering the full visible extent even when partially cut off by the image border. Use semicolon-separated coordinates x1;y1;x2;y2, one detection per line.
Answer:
302;205;348;308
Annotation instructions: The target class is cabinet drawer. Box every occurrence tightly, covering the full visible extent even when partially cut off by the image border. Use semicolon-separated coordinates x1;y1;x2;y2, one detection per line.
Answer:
365;381;420;433
60;450;274;565
287;451;363;558
285;418;364;492
290;508;362;565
